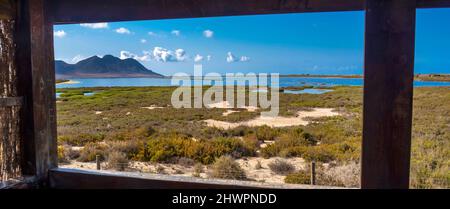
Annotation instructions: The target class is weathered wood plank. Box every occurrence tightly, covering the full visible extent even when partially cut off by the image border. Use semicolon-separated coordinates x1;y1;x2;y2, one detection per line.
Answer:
0;16;21;182
50;0;365;24
15;0;57;184
361;0;416;189
49;0;450;24
49;168;342;189
417;0;450;8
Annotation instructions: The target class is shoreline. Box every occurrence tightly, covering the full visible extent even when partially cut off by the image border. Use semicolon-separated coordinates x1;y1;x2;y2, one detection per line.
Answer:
56;80;80;85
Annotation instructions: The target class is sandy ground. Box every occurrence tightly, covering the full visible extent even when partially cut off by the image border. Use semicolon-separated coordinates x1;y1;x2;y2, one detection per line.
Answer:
141;105;165;110
206;101;258;112
60;157;307;184
222;110;240;116
204;108;340;129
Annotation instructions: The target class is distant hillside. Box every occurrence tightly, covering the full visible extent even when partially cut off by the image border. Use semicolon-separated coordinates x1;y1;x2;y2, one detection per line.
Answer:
55;55;164;78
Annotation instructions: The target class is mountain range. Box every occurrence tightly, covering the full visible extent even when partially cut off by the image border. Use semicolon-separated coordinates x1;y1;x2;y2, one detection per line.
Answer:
55;55;164;78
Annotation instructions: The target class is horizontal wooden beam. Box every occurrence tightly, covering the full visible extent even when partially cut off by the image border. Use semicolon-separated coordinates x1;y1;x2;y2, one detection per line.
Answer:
49;168;263;189
49;168;341;189
50;0;450;24
417;0;450;8
50;0;365;24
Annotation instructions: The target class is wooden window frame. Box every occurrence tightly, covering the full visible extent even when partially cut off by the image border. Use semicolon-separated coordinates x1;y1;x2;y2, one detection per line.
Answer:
12;0;450;189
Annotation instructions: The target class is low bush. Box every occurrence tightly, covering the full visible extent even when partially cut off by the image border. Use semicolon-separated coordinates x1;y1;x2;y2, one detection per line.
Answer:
78;143;107;162
106;151;129;171
209;156;246;180
57;146;68;163
58;133;105;146
255;125;278;141
107;140;141;159
193;163;204;177
284;170;310;184
268;159;295;175
136;135;255;164
177;157;195;167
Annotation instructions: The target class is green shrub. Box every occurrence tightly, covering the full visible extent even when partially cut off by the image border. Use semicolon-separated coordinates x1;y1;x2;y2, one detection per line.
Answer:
255;125;278;141
78;143;107;162
285;171;310;184
137;135;255;164
107;140;141;159
302;146;335;163
57;146;68;163
268;159;295;175
58;133;105;146
193;163;204;177
209;156;246;180
107;151;129;171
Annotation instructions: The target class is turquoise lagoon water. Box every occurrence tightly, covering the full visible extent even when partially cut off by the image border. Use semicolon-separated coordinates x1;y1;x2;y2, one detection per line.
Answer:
56;77;450;89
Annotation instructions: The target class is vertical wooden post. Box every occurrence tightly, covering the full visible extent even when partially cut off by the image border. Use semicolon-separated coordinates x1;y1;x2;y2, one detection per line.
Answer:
15;0;57;184
362;0;416;189
310;161;316;185
96;155;101;170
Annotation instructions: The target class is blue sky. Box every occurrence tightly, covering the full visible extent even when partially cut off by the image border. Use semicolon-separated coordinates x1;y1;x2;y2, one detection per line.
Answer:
54;9;450;76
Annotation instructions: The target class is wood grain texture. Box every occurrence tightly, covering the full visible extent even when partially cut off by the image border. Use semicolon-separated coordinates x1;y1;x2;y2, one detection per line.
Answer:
15;0;57;184
0;17;21;182
50;0;365;24
49;0;450;24
361;0;416;189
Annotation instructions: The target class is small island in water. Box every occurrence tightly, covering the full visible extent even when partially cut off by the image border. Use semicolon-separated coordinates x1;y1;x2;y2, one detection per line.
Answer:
55;55;164;79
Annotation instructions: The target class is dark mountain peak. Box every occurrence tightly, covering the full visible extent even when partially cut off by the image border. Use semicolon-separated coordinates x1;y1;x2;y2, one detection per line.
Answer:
102;54;120;61
55;55;164;78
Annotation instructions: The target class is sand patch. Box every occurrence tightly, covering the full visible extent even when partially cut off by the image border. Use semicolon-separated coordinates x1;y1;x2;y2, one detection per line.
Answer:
204;108;340;129
206;101;258;112
236;157;306;184
141;105;165;110
222;110;239;116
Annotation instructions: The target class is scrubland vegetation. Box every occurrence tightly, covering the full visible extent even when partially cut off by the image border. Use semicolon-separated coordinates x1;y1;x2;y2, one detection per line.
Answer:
56;86;449;188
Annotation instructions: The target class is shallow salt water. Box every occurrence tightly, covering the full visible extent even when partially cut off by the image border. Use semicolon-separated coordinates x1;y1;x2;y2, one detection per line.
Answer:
55;77;450;88
283;89;333;94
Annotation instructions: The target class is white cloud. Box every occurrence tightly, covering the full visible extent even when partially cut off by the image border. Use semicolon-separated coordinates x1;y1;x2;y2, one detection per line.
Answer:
140;39;147;43
203;30;214;38
227;52;250;63
120;51;150;62
54;30;66;38
175;49;187;61
80;23;108;29
240;56;250;62
70;55;85;63
152;47;186;62
115;27;131;34
171;30;181;36
226;52;237;63
194;54;204;62
148;32;157;36
207;55;212;61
